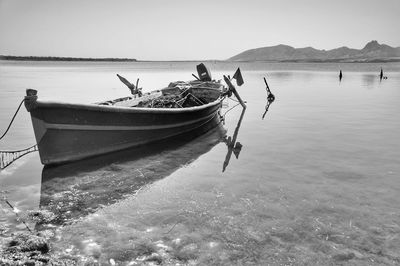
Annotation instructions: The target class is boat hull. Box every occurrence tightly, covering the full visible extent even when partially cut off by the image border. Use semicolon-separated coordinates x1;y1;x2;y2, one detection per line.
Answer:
27;99;222;165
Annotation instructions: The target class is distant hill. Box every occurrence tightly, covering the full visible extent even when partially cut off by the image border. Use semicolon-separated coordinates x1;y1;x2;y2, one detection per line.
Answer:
0;55;137;62
229;41;400;62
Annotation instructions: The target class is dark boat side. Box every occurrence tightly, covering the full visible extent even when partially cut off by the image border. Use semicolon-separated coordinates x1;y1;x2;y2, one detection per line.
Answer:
24;87;223;166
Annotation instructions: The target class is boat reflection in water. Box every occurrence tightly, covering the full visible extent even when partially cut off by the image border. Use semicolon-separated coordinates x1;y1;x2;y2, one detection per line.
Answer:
39;121;226;226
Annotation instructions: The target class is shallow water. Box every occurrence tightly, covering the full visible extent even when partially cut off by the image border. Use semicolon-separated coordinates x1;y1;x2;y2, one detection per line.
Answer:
1;61;400;265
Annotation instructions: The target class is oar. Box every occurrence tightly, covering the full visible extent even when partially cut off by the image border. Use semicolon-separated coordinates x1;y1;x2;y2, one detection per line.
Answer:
117;74;136;94
224;75;246;109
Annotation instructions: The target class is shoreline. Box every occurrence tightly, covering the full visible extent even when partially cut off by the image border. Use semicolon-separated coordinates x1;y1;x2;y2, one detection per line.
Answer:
0;55;137;62
1;55;399;63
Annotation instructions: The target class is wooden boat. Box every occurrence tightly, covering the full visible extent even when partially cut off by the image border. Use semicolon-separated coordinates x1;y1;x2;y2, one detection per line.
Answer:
24;64;243;166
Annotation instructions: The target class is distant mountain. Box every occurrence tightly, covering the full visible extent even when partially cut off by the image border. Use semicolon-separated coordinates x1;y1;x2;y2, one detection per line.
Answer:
229;41;400;62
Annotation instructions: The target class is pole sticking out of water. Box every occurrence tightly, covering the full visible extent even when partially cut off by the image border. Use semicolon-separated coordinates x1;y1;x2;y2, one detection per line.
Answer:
223;75;246;109
262;77;275;119
379;68;388;81
339;70;343;81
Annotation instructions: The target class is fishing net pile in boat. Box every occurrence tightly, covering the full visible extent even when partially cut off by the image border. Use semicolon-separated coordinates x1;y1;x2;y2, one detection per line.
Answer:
98;81;222;108
136;81;218;108
136;92;205;108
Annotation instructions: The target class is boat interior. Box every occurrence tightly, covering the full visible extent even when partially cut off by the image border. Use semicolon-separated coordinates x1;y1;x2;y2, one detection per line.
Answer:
97;80;224;108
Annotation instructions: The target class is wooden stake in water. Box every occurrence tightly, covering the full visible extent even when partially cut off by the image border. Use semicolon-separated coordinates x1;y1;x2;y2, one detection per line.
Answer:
223;75;246;109
262;77;275;119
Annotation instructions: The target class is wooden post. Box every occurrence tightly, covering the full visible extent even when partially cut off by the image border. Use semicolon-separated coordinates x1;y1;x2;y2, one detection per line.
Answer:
263;77;270;91
192;74;200;81
223;75;246;109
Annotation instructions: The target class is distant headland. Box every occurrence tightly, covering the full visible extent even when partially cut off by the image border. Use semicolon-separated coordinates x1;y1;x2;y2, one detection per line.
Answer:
2;41;399;63
0;55;137;62
229;41;400;62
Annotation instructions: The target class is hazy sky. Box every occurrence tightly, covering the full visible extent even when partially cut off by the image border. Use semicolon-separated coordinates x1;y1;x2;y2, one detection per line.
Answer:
0;0;399;60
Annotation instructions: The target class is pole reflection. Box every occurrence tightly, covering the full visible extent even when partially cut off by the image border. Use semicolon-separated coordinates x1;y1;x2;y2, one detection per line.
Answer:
223;107;246;172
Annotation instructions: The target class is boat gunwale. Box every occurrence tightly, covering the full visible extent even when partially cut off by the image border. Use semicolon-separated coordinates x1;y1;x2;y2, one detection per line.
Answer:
32;96;223;114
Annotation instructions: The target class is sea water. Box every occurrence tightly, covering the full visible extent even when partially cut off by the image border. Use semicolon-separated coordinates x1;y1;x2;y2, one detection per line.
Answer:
1;61;400;265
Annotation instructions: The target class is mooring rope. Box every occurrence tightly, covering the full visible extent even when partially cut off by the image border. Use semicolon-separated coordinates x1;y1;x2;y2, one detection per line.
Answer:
0;98;38;169
0;99;25;141
222;103;241;117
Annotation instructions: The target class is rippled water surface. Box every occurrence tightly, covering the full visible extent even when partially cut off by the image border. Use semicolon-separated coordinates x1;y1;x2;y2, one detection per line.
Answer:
1;61;400;265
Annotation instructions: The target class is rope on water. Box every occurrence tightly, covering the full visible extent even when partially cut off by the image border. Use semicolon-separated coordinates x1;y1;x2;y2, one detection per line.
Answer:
228;97;240;103
222;102;241;118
